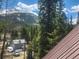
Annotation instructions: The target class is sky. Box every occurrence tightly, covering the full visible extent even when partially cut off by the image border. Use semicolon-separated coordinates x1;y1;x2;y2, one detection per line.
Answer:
64;0;79;24
1;0;38;15
1;0;79;24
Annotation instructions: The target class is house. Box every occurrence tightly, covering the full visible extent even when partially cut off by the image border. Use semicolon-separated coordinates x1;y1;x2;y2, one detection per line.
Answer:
7;39;26;52
12;39;26;44
42;25;79;59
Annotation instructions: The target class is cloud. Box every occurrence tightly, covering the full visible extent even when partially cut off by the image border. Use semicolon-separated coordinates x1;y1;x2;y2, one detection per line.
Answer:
0;9;18;15
62;7;78;25
71;5;79;13
62;8;70;14
63;5;79;14
68;17;77;25
15;2;38;16
0;2;38;16
72;18;77;24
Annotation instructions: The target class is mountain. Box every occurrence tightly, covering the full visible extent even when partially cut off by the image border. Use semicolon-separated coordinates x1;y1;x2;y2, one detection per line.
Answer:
0;12;39;30
0;13;38;25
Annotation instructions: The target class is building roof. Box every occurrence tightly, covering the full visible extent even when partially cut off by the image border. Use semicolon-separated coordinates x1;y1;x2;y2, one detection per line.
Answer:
42;25;79;59
13;39;26;44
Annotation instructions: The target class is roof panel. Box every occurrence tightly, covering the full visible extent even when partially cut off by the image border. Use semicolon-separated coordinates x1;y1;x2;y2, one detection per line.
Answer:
43;25;79;59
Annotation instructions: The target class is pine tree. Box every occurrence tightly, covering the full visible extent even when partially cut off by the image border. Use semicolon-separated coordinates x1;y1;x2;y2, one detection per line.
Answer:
70;15;73;26
77;12;79;24
32;26;41;59
0;0;2;9
0;0;8;59
38;0;73;58
21;27;30;44
38;0;58;58
11;30;18;39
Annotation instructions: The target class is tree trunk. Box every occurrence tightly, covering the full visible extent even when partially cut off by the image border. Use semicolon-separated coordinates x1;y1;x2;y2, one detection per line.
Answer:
0;32;6;59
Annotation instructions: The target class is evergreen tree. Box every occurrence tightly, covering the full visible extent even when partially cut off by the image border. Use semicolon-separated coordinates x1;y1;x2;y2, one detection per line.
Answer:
38;0;58;57
70;15;73;26
21;27;30;44
38;0;73;58
0;0;2;9
77;12;79;24
32;26;41;59
11;30;18;39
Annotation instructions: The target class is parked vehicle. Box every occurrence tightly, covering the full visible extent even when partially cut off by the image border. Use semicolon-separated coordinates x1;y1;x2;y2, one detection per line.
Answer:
7;47;13;52
7;39;26;52
13;50;20;56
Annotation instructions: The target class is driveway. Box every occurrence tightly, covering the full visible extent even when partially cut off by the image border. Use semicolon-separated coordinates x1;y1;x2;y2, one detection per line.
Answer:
13;51;27;59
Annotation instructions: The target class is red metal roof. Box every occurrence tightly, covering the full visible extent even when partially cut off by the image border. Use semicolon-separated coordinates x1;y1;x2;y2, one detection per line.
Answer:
42;25;79;59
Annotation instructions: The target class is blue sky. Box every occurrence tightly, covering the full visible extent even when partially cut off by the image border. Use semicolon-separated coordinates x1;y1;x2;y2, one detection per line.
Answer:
1;0;38;15
64;0;79;16
2;0;37;8
1;0;79;24
64;0;79;24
